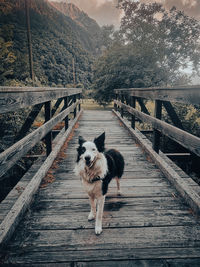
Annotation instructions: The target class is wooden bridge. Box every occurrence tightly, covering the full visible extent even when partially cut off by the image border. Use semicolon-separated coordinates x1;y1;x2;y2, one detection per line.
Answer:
0;86;200;266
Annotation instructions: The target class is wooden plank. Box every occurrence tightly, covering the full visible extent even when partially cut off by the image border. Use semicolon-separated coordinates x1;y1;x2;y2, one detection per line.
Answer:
114;100;200;157
0;100;80;178
28;209;195;230
113;110;200;215
6;225;200;252
38;186;177;200
0;87;81;114
4;248;200;264
0;110;83;248
30;197;188;215
14;258;200;267
115;86;200;105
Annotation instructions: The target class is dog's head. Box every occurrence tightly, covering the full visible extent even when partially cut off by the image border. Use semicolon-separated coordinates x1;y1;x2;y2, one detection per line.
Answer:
76;132;105;166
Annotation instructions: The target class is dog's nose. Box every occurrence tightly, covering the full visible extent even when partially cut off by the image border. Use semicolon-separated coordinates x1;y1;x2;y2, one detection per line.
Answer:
85;156;91;162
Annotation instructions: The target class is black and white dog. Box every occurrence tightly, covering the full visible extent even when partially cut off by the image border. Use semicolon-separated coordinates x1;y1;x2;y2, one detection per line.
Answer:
74;132;124;235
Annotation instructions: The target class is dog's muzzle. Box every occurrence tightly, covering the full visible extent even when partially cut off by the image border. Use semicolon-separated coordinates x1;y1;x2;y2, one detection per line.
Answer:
85;156;91;166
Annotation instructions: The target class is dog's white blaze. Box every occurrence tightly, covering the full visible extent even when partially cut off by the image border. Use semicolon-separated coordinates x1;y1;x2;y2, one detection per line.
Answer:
81;141;98;162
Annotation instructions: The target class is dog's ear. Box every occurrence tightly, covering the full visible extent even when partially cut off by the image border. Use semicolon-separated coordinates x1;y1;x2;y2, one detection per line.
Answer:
78;136;86;145
94;132;105;152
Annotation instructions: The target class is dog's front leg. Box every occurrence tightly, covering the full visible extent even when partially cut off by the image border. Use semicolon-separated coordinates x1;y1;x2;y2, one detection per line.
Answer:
88;196;96;221
95;195;105;235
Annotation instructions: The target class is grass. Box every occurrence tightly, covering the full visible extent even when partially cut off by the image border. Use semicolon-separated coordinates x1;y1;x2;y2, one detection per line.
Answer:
81;98;114;111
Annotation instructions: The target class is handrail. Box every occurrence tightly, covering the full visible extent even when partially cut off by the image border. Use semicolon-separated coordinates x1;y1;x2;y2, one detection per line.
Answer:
0;87;82;179
0;87;82;114
114;86;200;156
115;85;200;105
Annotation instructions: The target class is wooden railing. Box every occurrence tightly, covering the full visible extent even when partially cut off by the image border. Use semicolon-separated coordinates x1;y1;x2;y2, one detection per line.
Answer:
0;87;82;180
114;86;200;157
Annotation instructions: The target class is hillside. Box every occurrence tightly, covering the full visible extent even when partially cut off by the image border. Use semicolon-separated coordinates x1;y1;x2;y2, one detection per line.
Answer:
49;1;103;54
0;0;102;87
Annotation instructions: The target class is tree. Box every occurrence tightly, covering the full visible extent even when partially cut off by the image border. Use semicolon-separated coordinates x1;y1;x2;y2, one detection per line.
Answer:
118;1;200;78
92;43;165;106
92;1;200;105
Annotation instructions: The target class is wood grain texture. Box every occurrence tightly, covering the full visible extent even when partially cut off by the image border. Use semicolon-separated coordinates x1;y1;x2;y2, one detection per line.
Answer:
0;87;81;114
115;100;200;157
1;110;200;266
115;86;200;104
0;100;80;178
0;110;83;248
113;110;200;215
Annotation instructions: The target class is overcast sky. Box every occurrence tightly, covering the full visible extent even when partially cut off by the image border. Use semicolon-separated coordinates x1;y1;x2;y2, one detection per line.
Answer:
50;0;200;27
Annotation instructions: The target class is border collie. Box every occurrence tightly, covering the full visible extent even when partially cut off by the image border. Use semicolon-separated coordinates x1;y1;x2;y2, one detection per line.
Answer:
74;132;124;235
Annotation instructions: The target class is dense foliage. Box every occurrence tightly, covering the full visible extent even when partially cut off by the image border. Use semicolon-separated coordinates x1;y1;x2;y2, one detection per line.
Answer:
0;0;102;87
92;1;200;104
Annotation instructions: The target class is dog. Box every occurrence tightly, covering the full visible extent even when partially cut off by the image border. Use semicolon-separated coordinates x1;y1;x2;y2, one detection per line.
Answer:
74;132;124;235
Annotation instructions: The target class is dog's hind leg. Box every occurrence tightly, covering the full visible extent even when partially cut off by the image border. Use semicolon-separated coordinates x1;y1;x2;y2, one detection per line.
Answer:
88;196;96;221
115;177;121;195
95;195;105;235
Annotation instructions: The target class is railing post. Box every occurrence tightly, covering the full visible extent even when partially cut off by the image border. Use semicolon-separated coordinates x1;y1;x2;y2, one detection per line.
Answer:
73;94;77;118
64;97;69;130
114;93;117;111
153;100;162;153
78;93;81;111
45;101;52;156
121;94;124;118
131;96;136;129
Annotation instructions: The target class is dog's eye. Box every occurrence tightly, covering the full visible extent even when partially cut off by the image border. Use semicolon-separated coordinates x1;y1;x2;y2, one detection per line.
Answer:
92;148;96;151
81;147;86;153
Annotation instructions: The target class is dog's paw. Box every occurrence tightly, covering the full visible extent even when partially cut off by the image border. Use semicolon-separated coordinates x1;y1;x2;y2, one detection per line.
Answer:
88;212;95;221
95;226;102;235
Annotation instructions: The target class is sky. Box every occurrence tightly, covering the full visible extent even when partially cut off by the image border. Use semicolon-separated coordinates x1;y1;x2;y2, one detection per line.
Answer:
50;0;200;27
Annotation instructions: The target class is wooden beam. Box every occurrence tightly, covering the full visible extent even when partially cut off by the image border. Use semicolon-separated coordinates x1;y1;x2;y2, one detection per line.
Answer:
64;97;68;130
113;109;200;215
137;98;150;115
0;87;82;114
131;96;136;129
51;98;63;117
44;101;52;156
0;100;80;178
162;101;184;130
15;103;43;141
114;100;200;157
0;109;83;248
115;86;200;105
153;100;162;153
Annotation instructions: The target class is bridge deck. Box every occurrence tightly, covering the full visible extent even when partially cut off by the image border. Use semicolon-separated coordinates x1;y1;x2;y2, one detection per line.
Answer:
1;110;200;266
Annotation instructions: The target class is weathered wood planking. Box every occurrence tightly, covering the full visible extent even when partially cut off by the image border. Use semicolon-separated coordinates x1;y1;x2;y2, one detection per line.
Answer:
0;110;83;248
115;100;200;157
113;110;200;215
115;85;200;104
0;100;80;178
1;110;200;266
0;87;81;114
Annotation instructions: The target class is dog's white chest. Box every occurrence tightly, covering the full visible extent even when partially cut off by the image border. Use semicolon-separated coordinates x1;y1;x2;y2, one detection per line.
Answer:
82;179;102;198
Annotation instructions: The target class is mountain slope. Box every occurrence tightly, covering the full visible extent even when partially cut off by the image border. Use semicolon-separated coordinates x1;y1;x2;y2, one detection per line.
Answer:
0;0;98;87
49;1;103;54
